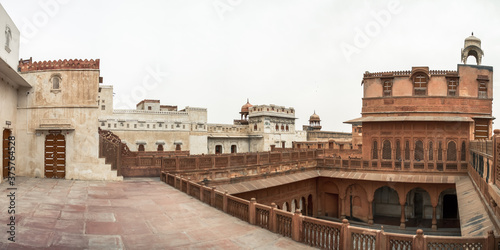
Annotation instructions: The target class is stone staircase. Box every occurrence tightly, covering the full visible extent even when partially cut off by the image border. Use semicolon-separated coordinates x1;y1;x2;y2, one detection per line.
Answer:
456;177;494;236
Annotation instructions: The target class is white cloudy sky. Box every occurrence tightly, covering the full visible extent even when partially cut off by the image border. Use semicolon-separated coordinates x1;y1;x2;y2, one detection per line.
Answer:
2;0;500;132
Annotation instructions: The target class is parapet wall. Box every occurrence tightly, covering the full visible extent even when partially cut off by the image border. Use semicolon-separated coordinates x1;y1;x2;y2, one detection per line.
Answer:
18;58;100;72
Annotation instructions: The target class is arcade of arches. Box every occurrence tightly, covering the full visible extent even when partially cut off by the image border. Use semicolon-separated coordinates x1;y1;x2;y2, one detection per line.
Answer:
233;177;458;230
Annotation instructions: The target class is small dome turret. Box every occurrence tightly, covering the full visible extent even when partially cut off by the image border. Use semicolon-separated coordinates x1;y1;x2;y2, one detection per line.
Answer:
241;99;253;113
461;32;484;65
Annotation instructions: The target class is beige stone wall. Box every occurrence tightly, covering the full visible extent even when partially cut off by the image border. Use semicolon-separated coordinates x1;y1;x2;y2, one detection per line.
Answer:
16;69;121;181
0;4;20;69
0;78;18;180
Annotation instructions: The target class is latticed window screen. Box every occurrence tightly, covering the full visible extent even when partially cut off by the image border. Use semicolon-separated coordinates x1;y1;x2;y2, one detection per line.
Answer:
478;81;487;99
461;141;466;161
382;140;391;160
414;74;427;96
447;78;458;96
428;141;434;161
396;140;401;161
414;140;424;161
438;141;443;161
404;140;410;160
447;141;457;161
383;81;392;97
372;141;378;160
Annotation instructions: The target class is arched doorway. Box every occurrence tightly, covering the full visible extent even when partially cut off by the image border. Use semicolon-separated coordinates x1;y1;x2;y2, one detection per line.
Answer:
437;188;460;228
231;145;237;154
215;145;222;154
138;144;145;151
406;187;432;227
345;184;369;222
373;186;400;225
157;144;164;151
443;194;458;219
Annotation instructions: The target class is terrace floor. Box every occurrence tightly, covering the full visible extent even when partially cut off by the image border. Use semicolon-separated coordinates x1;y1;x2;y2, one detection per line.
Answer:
0;177;313;249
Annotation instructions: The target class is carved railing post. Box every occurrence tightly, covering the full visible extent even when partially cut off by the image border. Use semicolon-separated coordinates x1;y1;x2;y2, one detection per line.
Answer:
200;184;205;202
270;203;277;233
341;219;350;250
223;191;228;213
249;198;256;225
291;209;302;242
175;156;180;171
487;230;494;249
377;226;385;250
186;177;191;195
413;229;424;249
211;187;216;207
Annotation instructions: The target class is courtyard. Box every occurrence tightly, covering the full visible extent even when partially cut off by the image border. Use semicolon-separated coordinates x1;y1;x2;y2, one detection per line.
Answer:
0;177;312;249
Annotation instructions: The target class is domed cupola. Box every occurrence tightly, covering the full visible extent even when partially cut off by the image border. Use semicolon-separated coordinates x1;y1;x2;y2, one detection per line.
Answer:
309;111;321;130
461;32;484;65
240;99;252;120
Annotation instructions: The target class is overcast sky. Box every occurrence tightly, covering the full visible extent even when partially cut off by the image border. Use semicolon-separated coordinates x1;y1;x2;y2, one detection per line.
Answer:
2;0;500;132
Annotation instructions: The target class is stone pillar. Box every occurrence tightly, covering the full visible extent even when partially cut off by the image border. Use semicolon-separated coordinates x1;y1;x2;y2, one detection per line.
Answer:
249;198;256;225
340;197;346;219
431;205;437;231
186;177;191;195
291;209;302;242
368;199;374;225
399;203;406;229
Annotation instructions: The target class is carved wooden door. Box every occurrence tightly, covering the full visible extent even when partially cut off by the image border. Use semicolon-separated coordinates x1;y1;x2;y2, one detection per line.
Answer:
45;133;66;178
2;129;11;178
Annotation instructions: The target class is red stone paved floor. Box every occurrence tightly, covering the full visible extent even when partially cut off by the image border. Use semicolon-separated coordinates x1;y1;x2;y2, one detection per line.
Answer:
0;177;313;249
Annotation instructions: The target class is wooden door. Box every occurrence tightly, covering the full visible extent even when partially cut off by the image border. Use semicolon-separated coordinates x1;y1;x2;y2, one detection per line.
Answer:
3;129;11;178
45;133;66;178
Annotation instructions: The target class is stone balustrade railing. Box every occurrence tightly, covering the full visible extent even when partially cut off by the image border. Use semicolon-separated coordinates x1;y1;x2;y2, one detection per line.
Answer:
163;173;499;249
319;155;469;173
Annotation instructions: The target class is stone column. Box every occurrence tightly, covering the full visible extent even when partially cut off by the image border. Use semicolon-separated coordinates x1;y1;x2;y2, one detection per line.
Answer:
400;203;406;229
432;205;437;231
368;199;374;225
340;197;346;219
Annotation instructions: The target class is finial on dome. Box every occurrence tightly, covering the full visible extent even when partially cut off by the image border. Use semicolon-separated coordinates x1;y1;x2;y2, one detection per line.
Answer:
472;31;473;36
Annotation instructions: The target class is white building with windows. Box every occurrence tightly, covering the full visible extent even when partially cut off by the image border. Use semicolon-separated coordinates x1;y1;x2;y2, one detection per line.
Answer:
98;85;306;154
